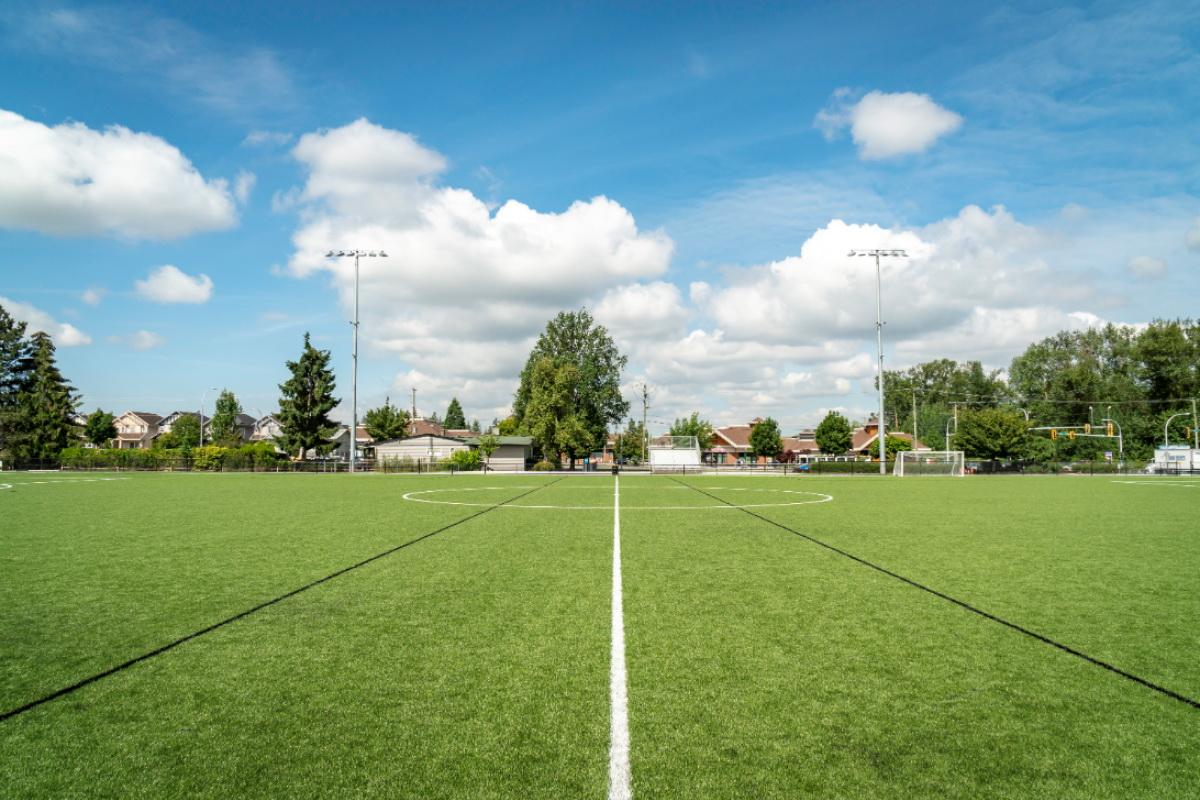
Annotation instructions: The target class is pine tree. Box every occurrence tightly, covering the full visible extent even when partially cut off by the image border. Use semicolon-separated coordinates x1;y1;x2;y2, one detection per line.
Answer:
0;304;29;458
10;332;79;462
444;397;467;429
209;389;244;444
364;397;409;441
276;333;339;460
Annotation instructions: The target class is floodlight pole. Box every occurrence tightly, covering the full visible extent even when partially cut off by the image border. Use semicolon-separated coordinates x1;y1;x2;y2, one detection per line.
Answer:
850;249;908;474
327;249;389;474
199;387;216;447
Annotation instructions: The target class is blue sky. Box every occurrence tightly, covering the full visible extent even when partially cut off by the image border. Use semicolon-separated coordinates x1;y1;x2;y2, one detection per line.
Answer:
1;1;1198;432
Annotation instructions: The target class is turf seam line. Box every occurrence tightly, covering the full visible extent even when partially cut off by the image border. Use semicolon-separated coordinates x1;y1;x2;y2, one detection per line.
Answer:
0;477;565;724
668;477;1200;712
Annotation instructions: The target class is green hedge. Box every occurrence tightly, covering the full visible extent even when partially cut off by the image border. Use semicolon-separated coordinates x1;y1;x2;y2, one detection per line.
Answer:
59;443;283;471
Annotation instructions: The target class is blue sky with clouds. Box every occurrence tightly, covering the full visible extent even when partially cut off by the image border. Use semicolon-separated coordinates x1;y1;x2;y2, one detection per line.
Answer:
1;1;1197;432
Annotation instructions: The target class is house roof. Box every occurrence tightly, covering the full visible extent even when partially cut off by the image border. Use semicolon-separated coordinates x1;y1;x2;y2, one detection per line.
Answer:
374;433;468;447
121;411;163;424
713;425;752;448
465;435;532;446
408;418;446;437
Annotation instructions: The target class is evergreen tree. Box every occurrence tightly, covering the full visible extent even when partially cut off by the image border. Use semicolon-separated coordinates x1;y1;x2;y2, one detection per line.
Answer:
277;333;339;460
0;305;29;458
209;389;244;444
83;409;117;447
749;417;783;460
364;397;410;441
10;332;79;462
814;411;853;455
444;397;467;429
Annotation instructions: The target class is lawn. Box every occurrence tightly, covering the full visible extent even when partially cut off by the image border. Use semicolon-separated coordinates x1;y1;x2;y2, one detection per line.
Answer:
1;472;1198;797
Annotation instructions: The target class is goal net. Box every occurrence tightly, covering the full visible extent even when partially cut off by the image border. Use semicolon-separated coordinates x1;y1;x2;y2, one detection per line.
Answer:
648;435;701;470
894;450;965;477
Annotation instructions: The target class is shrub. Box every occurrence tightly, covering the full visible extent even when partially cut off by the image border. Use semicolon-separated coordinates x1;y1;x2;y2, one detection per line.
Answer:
448;449;483;471
191;446;228;471
531;460;556;471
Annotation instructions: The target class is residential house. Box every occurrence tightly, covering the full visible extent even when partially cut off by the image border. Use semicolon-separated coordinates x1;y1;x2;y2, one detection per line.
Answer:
204;413;256;444
250;414;282;443
325;426;374;460
851;418;928;458
113;411;163;449
156;411;208;446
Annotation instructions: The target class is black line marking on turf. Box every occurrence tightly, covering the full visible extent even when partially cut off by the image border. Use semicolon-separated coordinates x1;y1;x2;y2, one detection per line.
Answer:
668;477;1200;712
0;478;564;723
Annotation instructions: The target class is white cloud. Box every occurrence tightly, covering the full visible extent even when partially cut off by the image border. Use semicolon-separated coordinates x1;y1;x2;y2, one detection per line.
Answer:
243;130;293;147
0;109;237;239
0;295;91;346
1127;255;1166;279
135;265;213;304
1186;218;1200;251
894;306;1107;363
594;282;688;340
282;118;673;398
7;8;297;119
815;89;963;160
108;330;166;350
234;171;256;205
81;287;106;306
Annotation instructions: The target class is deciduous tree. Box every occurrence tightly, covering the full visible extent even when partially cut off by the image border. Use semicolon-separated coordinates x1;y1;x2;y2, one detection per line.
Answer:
814;411;852;455
951;408;1031;461
749;417;783;460
83;409;117;447
669;412;714;450
209;389;244;445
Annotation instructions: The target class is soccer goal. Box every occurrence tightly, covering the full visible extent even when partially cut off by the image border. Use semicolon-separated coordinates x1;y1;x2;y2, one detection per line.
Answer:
894;450;965;477
648;435;701;472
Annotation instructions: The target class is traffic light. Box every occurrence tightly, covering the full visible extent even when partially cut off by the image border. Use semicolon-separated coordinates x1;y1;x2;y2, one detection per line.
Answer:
1050;428;1058;440
1084;423;1092;434
1068;430;1077;440
1106;422;1114;436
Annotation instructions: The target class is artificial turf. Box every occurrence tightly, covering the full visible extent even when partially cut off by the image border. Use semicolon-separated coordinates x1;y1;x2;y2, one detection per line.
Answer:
1;471;1197;797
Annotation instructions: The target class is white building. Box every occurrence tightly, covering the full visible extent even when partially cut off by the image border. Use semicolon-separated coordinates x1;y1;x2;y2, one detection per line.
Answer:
1150;446;1200;474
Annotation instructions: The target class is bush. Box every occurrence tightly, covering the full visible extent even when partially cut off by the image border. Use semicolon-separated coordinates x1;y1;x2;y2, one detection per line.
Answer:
447;449;483;471
531;460;556;471
191;446;227;471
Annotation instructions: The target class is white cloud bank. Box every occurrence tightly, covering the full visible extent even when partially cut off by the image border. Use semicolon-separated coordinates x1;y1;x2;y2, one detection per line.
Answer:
815;89;963;160
281;118;673;420
135;265;214;304
278;119;1115;431
0;295;91;346
0;109;237;239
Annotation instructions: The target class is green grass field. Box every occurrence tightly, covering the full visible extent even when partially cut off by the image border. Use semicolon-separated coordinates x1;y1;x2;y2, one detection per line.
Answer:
2;471;1198;798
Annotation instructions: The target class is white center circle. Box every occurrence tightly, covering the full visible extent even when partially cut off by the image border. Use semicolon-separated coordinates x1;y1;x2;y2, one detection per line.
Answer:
400;485;833;510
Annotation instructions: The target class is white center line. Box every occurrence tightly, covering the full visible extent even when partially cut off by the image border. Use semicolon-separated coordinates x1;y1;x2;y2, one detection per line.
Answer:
608;475;633;800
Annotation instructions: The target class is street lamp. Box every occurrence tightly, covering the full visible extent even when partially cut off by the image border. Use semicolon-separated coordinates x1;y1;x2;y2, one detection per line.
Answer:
326;249;389;473
1102;416;1124;468
199;387;217;447
849;249;908;474
1164;412;1190;446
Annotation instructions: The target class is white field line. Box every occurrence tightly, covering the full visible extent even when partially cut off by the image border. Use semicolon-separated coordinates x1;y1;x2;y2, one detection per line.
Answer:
608;476;633;800
0;477;129;489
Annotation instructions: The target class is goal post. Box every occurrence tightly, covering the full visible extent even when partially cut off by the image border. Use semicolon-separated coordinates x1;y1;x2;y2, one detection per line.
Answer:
894;450;965;477
648;435;701;471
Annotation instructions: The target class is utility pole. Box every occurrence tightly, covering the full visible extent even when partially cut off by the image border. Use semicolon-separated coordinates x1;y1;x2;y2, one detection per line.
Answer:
912;389;918;445
640;384;649;463
1193;398;1199;450
411;387;417;423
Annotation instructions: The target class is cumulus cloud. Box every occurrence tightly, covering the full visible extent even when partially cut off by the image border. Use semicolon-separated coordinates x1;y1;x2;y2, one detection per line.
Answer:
594;282;688;340
243;130;293;147
895;306;1106;363
0;295;91;346
81;287;106;306
282;118;673;390
815;89;963;159
108;330;166;350
135;265;213;304
234;171;256;205
1127;255;1166;279
0;109;237;239
1186;218;1200;251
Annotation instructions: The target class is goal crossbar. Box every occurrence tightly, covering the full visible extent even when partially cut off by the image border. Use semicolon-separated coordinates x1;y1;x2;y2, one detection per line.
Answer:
894;450;965;477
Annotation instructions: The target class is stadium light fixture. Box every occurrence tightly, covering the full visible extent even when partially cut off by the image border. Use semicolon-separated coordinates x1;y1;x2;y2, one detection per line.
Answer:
326;249;389;473
848;249;909;474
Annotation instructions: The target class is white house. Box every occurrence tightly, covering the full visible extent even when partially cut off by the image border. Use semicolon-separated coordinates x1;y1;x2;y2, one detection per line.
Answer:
374;434;469;464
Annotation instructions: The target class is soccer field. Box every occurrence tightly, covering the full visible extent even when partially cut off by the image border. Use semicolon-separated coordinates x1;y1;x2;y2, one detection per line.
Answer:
2;472;1198;798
